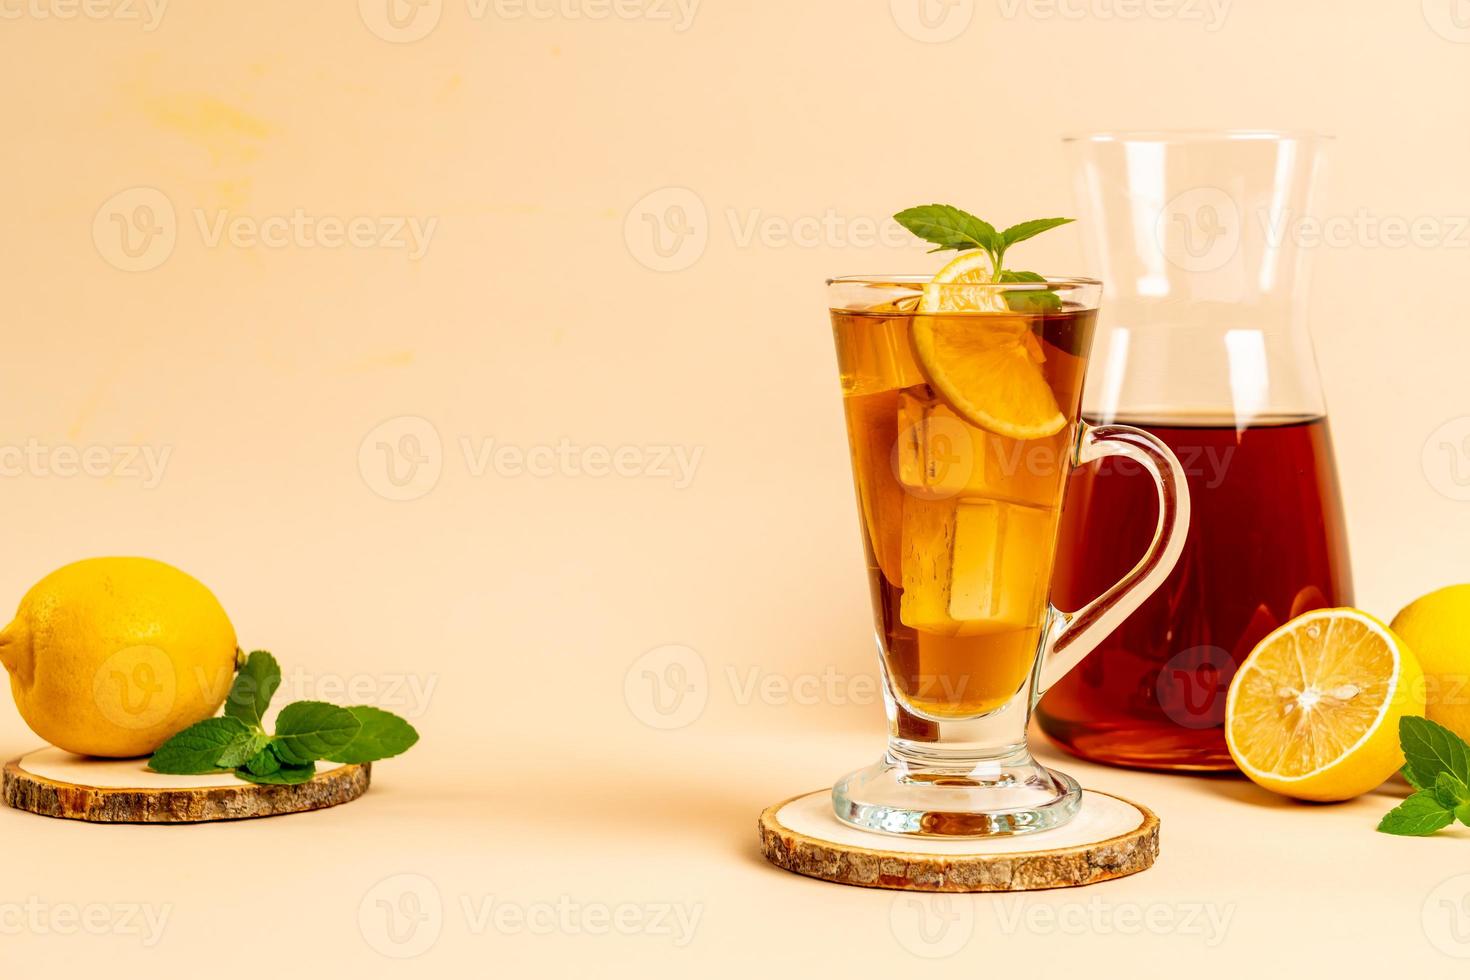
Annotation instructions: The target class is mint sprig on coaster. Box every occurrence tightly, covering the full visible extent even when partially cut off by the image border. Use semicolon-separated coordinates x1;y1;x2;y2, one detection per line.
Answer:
149;651;419;784
1377;717;1470;836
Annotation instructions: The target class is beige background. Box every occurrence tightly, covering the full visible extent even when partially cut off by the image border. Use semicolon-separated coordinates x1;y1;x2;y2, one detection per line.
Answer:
2;0;1469;974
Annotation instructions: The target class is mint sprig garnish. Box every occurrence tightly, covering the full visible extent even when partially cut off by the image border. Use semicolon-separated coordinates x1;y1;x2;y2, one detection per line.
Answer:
894;204;1072;274
1377;717;1470;836
149;650;419;784
894;205;1073;312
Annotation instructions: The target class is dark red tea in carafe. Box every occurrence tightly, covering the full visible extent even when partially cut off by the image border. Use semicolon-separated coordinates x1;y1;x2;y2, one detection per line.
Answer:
1038;415;1354;770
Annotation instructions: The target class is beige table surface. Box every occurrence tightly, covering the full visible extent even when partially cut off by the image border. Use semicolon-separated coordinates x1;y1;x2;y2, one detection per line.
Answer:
0;716;1464;975
5;0;1470;974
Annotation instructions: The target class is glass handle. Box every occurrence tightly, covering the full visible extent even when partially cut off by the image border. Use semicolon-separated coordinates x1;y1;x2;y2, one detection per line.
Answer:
1037;423;1192;695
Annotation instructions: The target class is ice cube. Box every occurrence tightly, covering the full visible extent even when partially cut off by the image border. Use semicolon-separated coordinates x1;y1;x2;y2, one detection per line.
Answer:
894;393;1067;506
899;495;1059;636
834;314;925;396
894;395;976;499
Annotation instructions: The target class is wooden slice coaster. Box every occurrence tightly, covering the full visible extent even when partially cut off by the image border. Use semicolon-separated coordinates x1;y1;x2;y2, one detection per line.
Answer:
3;747;370;823
759;789;1158;892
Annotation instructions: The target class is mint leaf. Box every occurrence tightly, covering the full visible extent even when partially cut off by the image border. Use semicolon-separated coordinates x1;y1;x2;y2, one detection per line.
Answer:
1457;801;1470;826
996;272;1061;312
1401;717;1470;792
894;205;1000;255
149;717;250;774
215;732;269;769
224;650;281;729
1434;771;1470;809
236;761;315;785
1403;766;1428;792
325;706;420;764
1378;791;1455;836
1005;292;1062;313
272;701;362;764
1001;217;1074;247
244;745;281;776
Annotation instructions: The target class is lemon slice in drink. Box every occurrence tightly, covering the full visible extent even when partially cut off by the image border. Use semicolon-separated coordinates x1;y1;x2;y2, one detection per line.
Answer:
1224;608;1425;802
912;252;1065;440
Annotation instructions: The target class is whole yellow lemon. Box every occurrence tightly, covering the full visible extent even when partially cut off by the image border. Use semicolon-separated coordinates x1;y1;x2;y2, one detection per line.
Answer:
0;557;239;757
1392;585;1470;743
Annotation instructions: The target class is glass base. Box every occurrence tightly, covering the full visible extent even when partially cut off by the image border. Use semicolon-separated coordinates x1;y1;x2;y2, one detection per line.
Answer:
831;754;1082;838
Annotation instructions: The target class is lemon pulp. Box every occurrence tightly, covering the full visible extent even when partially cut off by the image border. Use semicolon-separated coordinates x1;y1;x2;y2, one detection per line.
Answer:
1225;608;1424;802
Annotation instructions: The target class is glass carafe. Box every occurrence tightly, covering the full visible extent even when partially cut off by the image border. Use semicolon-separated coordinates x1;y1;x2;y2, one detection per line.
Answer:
1038;131;1353;771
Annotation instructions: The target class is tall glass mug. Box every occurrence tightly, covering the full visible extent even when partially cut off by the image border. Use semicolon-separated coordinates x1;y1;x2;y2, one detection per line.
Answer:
826;276;1190;837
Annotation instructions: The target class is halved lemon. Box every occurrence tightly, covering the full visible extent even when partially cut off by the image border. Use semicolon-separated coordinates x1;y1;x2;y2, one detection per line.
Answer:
1224;608;1425;802
912;252;1065;440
